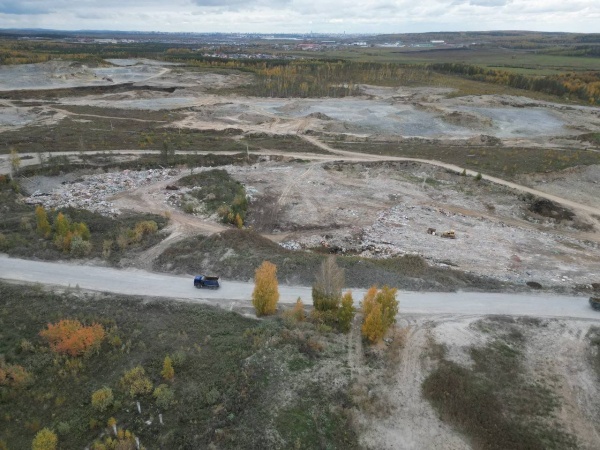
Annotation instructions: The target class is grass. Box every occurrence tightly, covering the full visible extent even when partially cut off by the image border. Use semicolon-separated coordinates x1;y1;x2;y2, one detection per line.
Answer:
422;317;576;450
0;282;359;449
154;228;508;291
331;140;600;179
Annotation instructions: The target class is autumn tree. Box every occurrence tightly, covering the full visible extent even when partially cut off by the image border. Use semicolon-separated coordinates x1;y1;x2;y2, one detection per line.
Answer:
292;297;305;322
32;428;58;450
312;256;345;311
39;319;105;357
360;286;399;344
0;362;32;388
35;206;51;238
120;366;152;398
91;387;114;412
337;291;356;333
161;356;174;381
252;260;279;316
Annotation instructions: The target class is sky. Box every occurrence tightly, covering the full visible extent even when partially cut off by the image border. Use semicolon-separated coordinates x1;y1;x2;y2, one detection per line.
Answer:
0;0;598;34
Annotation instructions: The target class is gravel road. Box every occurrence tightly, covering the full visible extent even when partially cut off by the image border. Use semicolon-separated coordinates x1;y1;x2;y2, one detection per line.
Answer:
1;255;597;320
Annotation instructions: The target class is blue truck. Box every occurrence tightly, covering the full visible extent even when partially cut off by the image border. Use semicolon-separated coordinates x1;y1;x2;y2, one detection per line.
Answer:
194;275;220;290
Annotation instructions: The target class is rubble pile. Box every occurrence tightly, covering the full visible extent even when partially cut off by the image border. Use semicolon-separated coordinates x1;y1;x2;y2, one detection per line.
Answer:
25;169;179;216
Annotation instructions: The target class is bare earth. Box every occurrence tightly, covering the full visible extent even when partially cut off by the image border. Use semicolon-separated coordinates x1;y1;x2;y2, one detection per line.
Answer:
2;59;600;449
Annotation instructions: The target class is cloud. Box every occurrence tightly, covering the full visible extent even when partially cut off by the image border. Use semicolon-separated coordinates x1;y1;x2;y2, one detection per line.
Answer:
0;0;598;33
0;1;50;15
469;0;510;6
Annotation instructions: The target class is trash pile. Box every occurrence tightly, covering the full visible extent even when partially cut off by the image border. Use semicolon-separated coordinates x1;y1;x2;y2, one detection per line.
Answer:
25;169;179;216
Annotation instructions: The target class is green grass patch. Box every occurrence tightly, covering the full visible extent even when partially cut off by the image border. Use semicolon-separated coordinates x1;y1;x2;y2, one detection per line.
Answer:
423;318;575;450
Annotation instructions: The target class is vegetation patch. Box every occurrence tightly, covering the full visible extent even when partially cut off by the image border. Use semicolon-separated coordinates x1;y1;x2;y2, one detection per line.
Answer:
0;282;358;449
0;176;167;263
423;318;576;450
178;169;248;225
333;141;600;179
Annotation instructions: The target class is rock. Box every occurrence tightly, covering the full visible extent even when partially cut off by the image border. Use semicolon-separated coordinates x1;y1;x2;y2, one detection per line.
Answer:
526;281;543;290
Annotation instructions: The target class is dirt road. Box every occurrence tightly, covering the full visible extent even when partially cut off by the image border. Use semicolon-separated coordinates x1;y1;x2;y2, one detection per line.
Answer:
1;255;597;320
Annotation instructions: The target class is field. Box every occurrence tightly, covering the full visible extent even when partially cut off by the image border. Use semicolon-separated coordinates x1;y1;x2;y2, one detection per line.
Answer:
1;32;600;449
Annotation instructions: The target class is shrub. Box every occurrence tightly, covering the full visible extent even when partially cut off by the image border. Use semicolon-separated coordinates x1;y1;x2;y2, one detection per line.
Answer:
120;366;152;398
292;298;305;322
234;213;243;229
161;356;175;381
252;261;279;316
338;291;355;333
39;320;105;357
475;172;483;181
91;387;114;412
153;384;175;409
312;256;345;311
32;428;58;450
0;362;33;388
70;235;93;257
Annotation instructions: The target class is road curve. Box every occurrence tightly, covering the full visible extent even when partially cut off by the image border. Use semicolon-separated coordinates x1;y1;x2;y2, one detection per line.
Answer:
1;255;598;320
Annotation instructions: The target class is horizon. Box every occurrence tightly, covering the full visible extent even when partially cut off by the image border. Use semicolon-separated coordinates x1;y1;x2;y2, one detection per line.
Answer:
0;0;598;35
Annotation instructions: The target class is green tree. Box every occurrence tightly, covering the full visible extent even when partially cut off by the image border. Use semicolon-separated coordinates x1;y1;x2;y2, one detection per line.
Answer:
32;428;58;450
252;261;279;316
338;291;356;333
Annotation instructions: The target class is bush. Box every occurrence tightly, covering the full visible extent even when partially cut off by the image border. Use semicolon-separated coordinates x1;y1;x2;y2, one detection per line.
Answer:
153;384;175;409
39;320;105;357
32;428;58;450
120;366;152;398
70;235;93;257
0;362;33;388
252;261;279;316
91;387;114;412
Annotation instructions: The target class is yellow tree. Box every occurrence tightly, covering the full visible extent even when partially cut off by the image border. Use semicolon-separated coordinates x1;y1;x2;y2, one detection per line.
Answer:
252;261;279;316
361;302;385;343
161;356;175;381
32;428;58;450
35;205;51;238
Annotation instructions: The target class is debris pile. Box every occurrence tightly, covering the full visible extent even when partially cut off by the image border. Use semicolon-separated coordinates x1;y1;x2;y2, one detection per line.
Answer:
25;169;179;216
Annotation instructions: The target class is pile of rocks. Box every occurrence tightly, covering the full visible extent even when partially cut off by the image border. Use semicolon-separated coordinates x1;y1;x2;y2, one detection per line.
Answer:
25;168;179;216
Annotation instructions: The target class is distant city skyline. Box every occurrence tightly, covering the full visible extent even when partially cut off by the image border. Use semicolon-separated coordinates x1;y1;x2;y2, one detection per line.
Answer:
0;0;598;34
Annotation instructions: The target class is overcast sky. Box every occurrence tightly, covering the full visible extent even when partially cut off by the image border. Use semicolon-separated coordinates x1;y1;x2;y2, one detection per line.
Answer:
0;0;598;34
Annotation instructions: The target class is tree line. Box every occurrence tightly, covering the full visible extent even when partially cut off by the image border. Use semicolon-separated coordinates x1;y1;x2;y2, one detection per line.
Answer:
428;62;600;104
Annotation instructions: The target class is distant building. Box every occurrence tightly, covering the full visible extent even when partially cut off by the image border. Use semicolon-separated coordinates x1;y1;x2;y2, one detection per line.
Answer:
430;40;445;44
